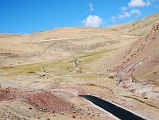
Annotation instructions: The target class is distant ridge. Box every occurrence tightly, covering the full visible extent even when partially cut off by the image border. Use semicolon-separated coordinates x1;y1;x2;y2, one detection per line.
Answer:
110;12;159;36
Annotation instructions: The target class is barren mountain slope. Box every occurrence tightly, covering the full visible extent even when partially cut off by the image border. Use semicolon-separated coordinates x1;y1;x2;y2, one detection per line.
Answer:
0;27;136;67
0;13;159;120
109;12;159;36
107;21;159;115
114;22;159;96
0;27;137;120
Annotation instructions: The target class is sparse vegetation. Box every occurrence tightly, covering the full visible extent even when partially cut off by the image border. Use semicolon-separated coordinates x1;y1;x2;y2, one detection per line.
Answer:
78;74;98;79
0;59;73;77
79;49;115;65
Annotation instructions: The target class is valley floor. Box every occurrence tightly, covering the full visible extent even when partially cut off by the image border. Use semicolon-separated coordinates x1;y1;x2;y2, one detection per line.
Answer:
0;46;159;120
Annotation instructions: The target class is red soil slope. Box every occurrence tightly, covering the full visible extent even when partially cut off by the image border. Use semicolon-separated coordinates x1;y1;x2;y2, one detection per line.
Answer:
0;88;76;113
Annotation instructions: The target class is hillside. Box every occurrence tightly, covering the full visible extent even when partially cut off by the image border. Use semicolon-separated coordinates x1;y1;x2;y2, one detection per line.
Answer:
109;12;159;36
0;13;159;120
113;22;159;108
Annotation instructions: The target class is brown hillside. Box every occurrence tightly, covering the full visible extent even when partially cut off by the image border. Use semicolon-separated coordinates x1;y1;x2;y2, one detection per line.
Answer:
115;22;159;93
0;13;159;120
109;12;159;36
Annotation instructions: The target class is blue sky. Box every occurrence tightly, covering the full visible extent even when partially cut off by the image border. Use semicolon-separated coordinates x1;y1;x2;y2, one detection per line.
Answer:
0;0;159;33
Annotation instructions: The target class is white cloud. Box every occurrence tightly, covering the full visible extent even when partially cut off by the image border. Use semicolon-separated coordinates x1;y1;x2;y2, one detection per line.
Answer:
118;11;132;19
130;9;142;16
112;8;142;21
83;15;103;27
89;3;94;12
128;0;150;7
111;0;154;22
118;9;142;19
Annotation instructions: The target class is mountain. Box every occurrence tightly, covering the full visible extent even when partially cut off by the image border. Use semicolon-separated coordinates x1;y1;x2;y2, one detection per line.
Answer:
0;13;159;120
109;12;159;36
111;13;159;111
115;22;159;94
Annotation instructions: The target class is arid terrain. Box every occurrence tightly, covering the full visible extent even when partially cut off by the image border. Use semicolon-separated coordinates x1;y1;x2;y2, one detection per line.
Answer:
0;12;159;120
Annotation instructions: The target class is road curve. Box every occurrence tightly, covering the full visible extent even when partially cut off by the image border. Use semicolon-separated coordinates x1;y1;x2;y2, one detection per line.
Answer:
79;95;145;120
